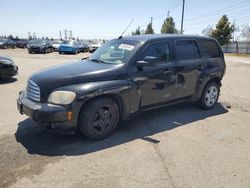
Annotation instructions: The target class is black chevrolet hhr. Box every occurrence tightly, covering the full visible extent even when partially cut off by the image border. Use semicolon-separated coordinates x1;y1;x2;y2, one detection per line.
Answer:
17;34;226;140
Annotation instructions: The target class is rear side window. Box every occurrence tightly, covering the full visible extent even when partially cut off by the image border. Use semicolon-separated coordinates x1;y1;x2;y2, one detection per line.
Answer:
199;40;220;58
176;40;200;60
142;42;171;63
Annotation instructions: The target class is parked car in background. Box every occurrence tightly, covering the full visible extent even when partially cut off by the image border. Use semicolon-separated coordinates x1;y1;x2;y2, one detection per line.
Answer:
16;39;29;48
78;41;90;52
89;41;103;53
27;39;53;54
17;34;226;140
58;40;80;54
0;38;17;49
0;56;18;79
52;40;62;51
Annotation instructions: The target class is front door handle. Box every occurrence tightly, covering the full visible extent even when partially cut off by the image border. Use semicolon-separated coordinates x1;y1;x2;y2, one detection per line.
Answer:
163;69;172;74
197;65;203;70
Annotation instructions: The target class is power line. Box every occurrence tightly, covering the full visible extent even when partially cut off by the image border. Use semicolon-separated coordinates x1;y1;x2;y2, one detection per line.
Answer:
131;0;183;32
152;0;176;18
154;1;181;20
185;0;249;22
184;8;250;26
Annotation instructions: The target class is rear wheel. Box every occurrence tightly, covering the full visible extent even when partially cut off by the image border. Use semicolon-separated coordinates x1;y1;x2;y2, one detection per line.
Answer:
79;97;120;140
198;82;220;110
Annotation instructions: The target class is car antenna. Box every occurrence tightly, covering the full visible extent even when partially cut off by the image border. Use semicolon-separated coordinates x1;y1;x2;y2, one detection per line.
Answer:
118;19;134;39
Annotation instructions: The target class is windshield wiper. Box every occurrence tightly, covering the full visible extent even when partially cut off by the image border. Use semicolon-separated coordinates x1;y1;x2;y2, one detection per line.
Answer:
81;57;89;60
89;58;105;64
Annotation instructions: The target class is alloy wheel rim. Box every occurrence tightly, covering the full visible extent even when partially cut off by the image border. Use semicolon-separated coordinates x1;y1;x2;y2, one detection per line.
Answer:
205;86;218;107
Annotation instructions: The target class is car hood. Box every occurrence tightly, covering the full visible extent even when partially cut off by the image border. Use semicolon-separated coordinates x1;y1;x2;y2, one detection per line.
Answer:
60;44;75;48
0;56;13;61
29;44;45;47
91;44;102;48
30;60;126;100
53;44;61;48
17;41;27;44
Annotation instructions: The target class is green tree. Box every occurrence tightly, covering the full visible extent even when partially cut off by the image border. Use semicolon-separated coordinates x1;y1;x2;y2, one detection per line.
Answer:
145;23;155;34
132;27;141;35
211;15;235;45
8;34;14;39
161;16;178;34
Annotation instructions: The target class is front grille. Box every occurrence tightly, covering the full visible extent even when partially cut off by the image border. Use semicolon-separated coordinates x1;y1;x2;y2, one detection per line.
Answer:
26;79;40;102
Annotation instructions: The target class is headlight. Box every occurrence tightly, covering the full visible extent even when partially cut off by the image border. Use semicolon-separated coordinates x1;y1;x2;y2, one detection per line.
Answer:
0;59;14;65
48;91;76;105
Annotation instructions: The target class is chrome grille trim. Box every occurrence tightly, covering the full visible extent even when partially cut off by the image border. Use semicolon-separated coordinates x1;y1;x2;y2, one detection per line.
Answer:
26;79;40;102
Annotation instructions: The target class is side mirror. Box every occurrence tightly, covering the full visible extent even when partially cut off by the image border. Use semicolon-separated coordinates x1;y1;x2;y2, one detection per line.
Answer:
136;56;157;67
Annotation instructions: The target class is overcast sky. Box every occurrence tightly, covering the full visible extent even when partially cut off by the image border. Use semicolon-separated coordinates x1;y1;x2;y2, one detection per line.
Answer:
0;0;249;39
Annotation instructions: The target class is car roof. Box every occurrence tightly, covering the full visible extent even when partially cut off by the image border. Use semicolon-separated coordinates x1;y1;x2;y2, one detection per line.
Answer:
121;34;212;43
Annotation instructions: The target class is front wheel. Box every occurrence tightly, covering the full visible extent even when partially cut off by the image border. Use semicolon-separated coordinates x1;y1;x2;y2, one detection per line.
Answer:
78;97;120;140
198;82;220;110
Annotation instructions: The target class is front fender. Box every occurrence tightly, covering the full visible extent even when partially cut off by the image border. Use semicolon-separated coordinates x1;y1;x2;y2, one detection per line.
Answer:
56;80;139;120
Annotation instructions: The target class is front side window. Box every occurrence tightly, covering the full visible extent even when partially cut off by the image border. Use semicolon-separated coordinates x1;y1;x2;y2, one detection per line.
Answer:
142;42;171;63
176;40;200;60
90;39;139;64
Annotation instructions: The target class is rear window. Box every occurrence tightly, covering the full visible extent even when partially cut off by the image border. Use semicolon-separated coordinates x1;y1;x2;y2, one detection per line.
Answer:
199;40;220;58
176;40;200;60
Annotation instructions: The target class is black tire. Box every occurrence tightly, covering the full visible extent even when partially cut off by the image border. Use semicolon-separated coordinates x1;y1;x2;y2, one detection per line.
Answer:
28;50;32;54
59;51;62;54
198;82;220;110
78;97;120;140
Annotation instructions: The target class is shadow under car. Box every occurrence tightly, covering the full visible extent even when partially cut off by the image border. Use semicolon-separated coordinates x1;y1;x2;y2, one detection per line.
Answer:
15;102;228;157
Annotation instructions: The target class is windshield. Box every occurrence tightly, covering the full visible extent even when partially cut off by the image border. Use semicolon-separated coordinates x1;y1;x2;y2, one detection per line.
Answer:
29;39;46;45
0;38;6;42
52;41;62;44
62;40;74;45
89;39;139;64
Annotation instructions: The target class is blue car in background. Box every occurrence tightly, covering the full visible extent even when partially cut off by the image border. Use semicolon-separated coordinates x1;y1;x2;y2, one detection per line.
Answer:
59;40;80;54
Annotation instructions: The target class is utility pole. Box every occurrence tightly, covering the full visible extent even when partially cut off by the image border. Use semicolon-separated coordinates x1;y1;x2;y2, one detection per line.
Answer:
181;0;185;34
59;30;62;40
233;19;236;42
69;30;73;39
64;29;67;40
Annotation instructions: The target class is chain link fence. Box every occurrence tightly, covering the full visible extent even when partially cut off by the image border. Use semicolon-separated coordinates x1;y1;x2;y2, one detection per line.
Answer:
222;41;250;54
